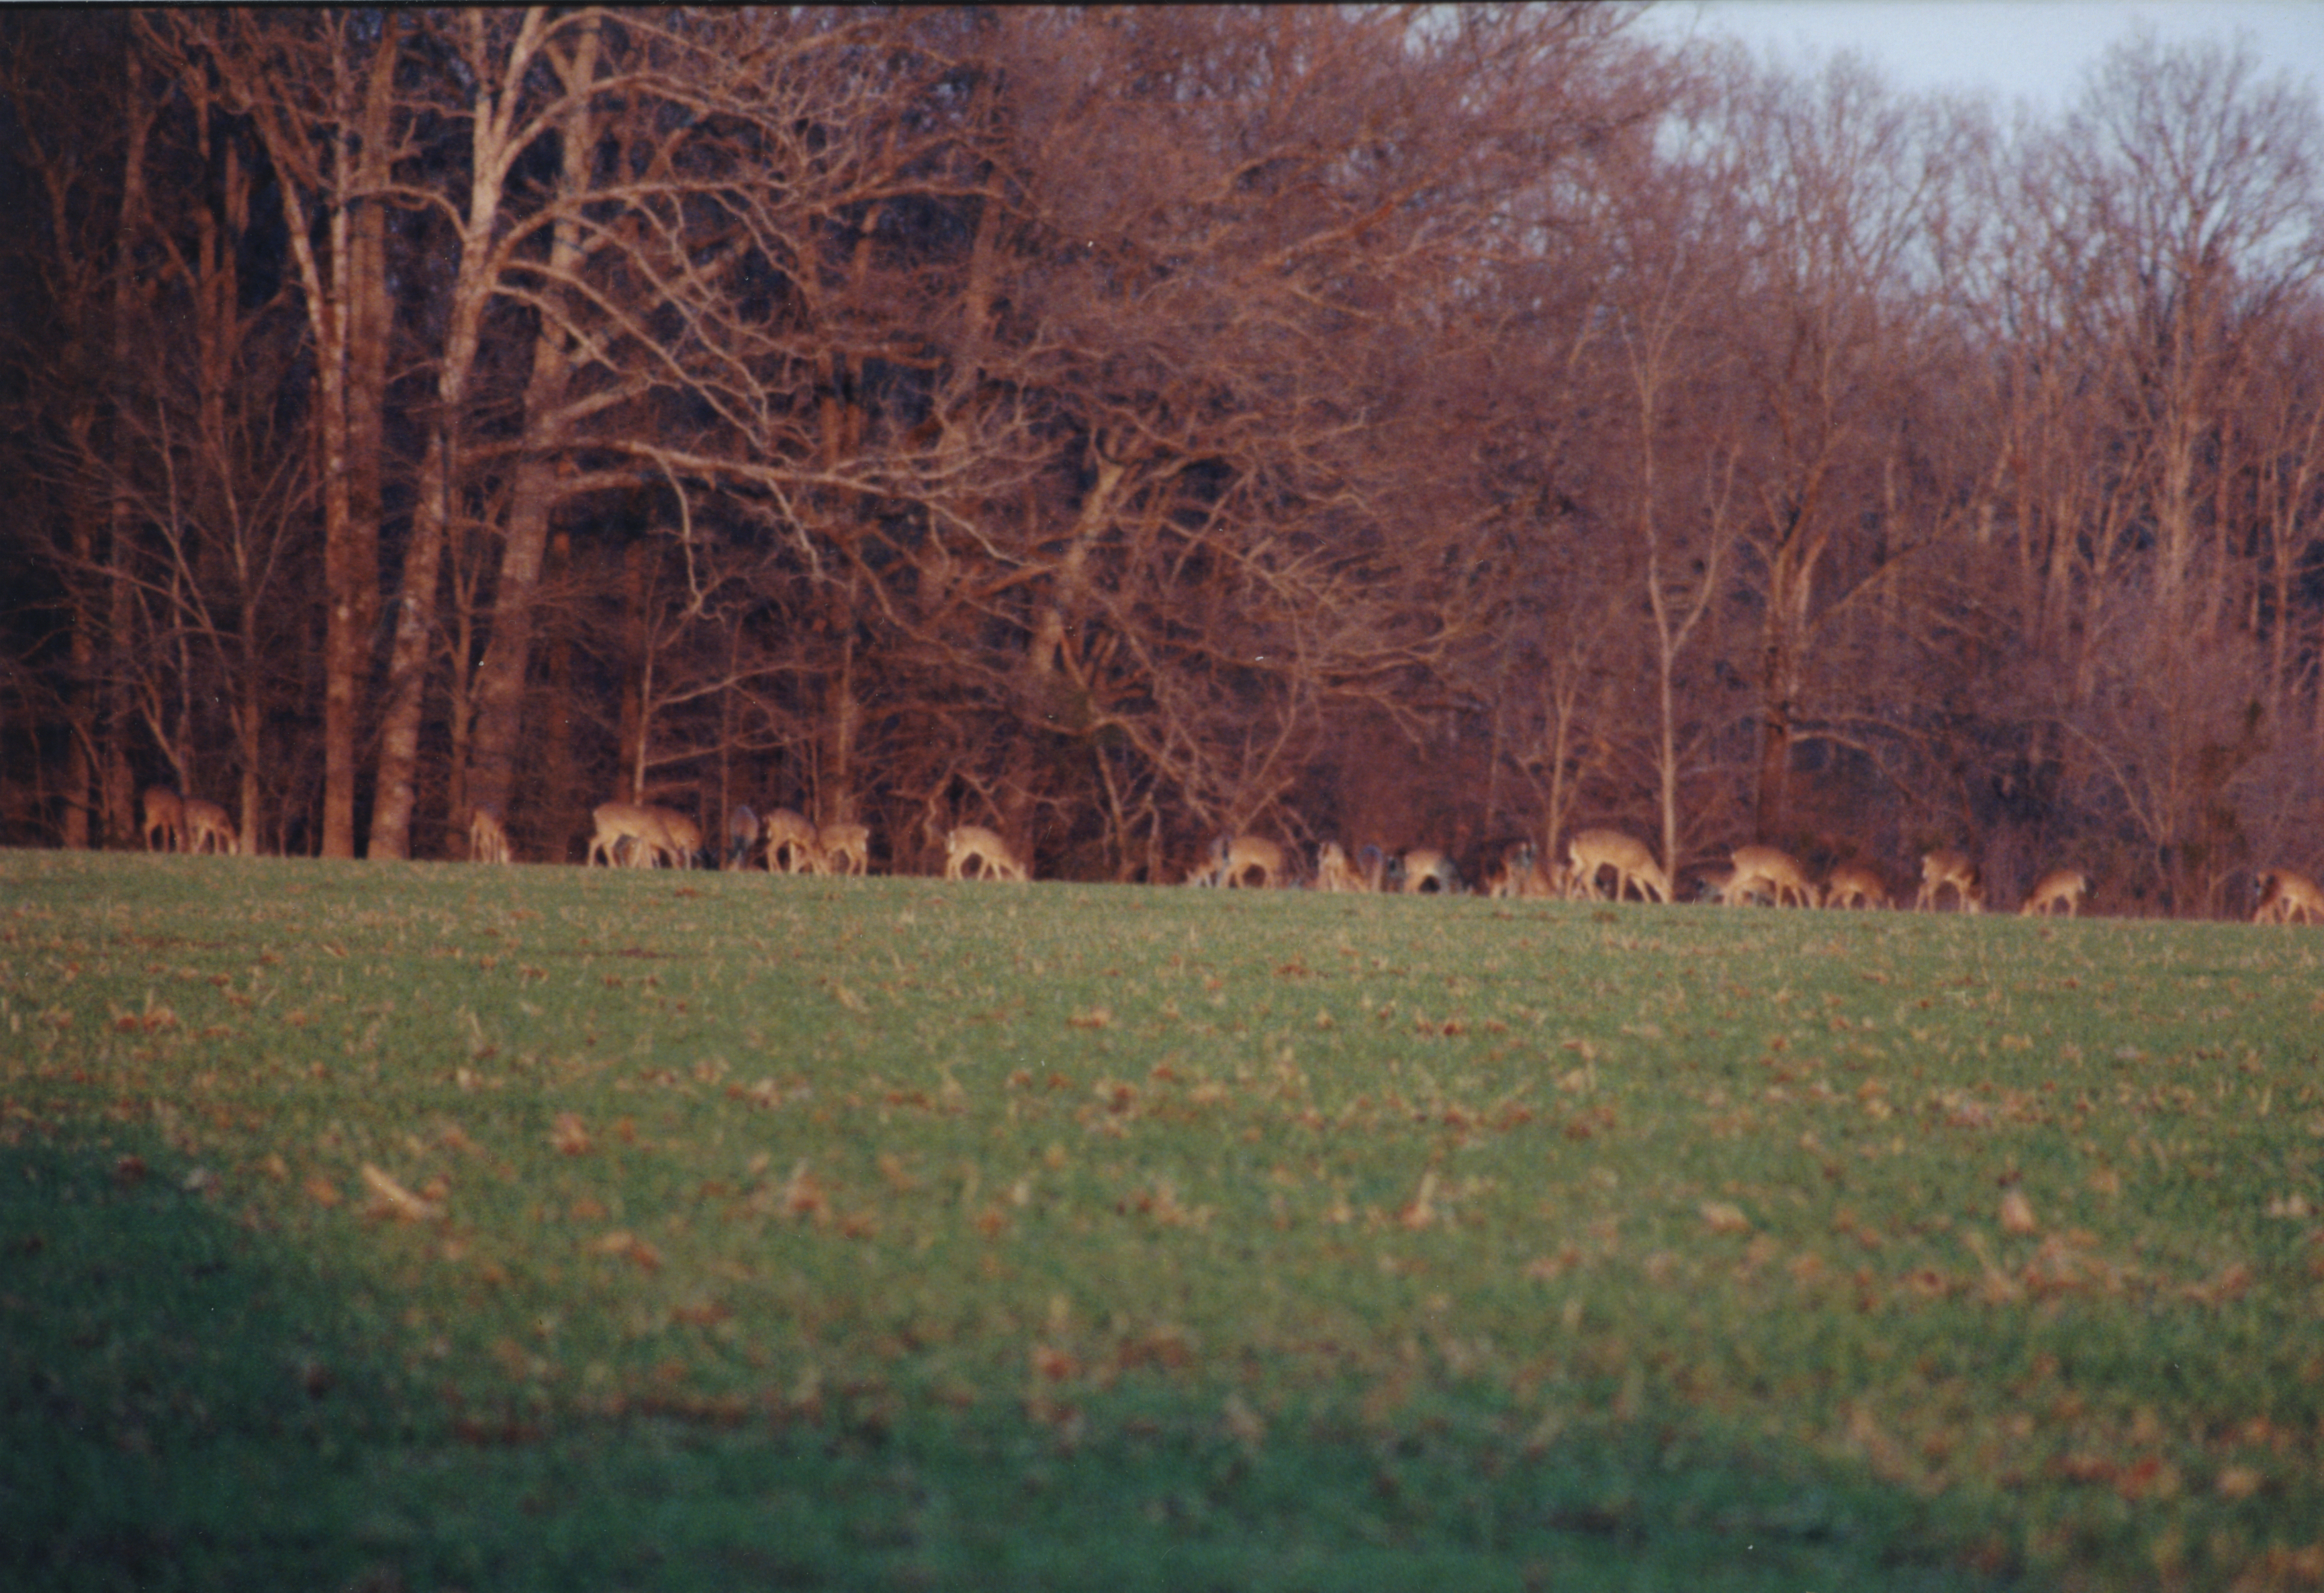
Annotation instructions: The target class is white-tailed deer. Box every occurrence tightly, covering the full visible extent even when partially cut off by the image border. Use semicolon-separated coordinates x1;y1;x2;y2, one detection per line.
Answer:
2020;868;2090;917
1565;829;1671;904
761;808;819;874
1823;863;1890;910
1486;841;1561;900
2253;869;2323;926
1191;833;1284;888
725;805;760;870
1724;844;1820;908
945;824;1027;881
1315;842;1369;893
814;821;871;875
140;787;185;853
181;798;238;856
1915;849;1982;912
1397;847;1461;894
469;804;512;865
587;802;692;869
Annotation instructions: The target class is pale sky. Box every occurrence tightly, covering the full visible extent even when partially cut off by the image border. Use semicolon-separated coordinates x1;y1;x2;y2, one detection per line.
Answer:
1640;1;2324;112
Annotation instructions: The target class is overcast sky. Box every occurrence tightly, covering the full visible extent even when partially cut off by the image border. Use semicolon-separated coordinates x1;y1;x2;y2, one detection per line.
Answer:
1638;1;2324;113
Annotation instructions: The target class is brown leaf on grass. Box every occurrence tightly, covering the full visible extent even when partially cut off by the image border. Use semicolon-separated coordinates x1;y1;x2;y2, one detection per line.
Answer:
1524;1245;1581;1282
781;1161;827;1220
304;1173;342;1207
1999;1190;2040;1235
549;1112;591;1155
1221;1392;1266;1451
1397;1171;1441;1230
588;1229;661;1270
111;1155;146;1187
2215;1464;2266;1501
1699;1200;1751;1235
360;1163;445;1222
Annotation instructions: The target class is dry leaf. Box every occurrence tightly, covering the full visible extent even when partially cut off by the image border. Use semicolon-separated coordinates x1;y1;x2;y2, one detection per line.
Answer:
304;1173;342;1207
550;1112;592;1155
2000;1190;2039;1235
1699;1200;1751;1234
360;1163;445;1222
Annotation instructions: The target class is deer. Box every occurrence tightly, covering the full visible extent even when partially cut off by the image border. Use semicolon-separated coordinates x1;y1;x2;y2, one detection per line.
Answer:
469;804;512;865
814;821;872;876
1397;847;1461;894
1485;841;1561;900
761;808;820;874
587;802;692;869
140;787;186;853
181;798;238;856
1565;829;1671;904
945;824;1027;881
2019;868;2090;918
2253;869;2324;926
1315;841;1370;893
1722;844;1820;908
1822;863;1890;910
725;805;760;870
1191;833;1285;888
1914;849;1982;913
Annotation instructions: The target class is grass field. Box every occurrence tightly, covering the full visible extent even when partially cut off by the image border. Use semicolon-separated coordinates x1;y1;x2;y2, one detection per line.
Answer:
3;849;2321;1591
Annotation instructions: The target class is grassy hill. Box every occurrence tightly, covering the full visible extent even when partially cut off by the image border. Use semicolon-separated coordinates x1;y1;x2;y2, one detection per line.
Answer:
4;850;2319;1590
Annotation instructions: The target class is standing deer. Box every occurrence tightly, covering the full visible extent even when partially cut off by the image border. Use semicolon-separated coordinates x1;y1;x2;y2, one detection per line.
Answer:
761;808;819;874
1565;829;1671;904
1190;833;1285;888
944;824;1027;881
2253;869;2323;926
814;822;872;875
2020;868;2090;917
726;805;760;870
1397;847;1461;894
140;787;186;853
588;802;692;869
1315;842;1370;893
1822;863;1890;910
1914;849;1982;912
181;799;238;856
1722;845;1820;908
469;804;512;865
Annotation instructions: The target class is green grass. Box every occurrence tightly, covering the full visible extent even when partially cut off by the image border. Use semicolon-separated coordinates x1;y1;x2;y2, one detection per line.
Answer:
3;849;2321;1590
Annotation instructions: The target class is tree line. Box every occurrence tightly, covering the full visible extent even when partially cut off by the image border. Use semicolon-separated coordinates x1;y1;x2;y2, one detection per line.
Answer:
3;7;2319;914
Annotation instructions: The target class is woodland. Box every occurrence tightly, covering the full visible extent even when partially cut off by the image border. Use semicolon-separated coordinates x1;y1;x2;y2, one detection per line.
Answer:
2;6;2320;914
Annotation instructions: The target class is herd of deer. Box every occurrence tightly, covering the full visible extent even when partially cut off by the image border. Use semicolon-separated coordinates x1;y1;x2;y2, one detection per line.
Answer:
133;784;2324;926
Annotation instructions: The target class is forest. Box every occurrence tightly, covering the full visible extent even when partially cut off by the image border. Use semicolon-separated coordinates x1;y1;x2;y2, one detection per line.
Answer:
3;6;2319;914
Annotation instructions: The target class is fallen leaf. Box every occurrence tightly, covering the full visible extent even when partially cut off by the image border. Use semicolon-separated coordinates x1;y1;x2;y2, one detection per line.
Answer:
360;1163;445;1222
2000;1190;2039;1235
1699;1200;1751;1235
550;1112;592;1155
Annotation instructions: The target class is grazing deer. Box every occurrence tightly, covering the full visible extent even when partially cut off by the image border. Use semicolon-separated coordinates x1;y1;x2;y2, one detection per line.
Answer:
1398;847;1461;894
2020;868;2090;918
182;798;238;856
945;824;1027;881
587;802;688;869
761;808;819;874
725;805;760;870
1315;841;1370;893
1723;844;1820;908
1485;842;1561;900
1822;863;1890;910
140;787;186;853
2253;869;2324;926
815;821;871;875
1565;829;1671;904
1914;849;1982;913
1191;833;1285;889
469;804;512;865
